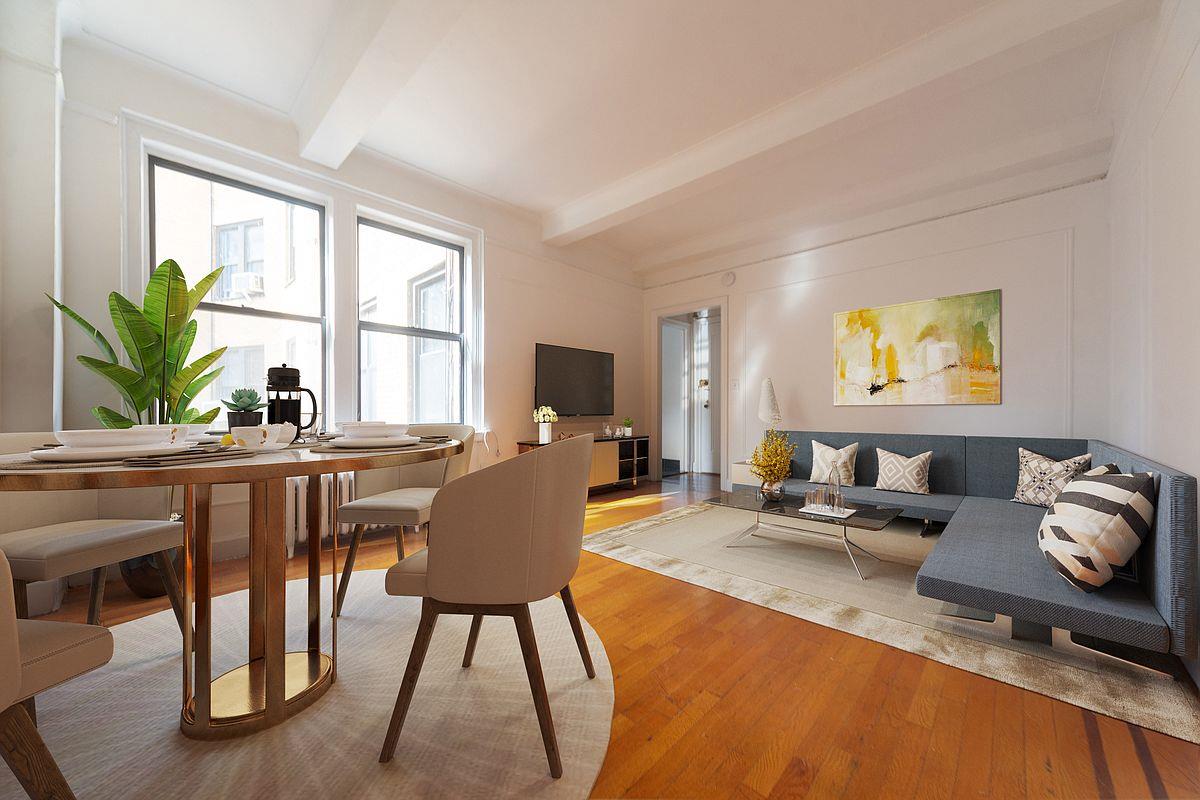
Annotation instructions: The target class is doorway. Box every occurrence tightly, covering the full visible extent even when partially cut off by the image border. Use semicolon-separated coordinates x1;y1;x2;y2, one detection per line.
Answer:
659;307;721;480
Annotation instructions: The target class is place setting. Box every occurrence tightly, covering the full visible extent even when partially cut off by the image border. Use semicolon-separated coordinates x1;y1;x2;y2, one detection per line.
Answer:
310;421;452;454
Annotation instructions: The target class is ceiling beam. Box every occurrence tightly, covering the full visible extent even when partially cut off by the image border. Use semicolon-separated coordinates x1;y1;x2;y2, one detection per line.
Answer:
541;0;1155;247
291;0;471;169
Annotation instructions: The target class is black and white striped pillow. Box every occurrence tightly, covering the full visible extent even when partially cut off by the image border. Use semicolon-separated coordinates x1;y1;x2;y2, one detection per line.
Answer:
1037;468;1156;592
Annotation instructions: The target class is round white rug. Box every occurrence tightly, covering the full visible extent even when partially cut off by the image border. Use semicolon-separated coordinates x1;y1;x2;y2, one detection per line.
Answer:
1;570;613;799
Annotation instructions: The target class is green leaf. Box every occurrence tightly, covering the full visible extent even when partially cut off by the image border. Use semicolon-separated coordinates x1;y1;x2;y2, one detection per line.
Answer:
170;366;223;423
143;259;190;345
166;347;226;416
47;294;118;363
165;319;197;382
91;406;135;429
108;292;163;380
187;407;220;425
186;267;223;317
78;355;155;412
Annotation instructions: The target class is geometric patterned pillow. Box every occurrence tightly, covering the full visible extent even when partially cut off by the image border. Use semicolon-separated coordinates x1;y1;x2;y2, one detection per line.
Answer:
809;440;857;485
1012;448;1091;508
1037;470;1156;592
875;448;931;494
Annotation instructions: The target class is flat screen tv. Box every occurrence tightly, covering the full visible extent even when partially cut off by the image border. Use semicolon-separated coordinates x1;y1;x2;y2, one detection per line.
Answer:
534;343;614;417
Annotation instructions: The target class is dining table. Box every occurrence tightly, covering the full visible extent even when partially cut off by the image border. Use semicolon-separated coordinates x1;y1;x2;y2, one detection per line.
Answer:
0;439;464;740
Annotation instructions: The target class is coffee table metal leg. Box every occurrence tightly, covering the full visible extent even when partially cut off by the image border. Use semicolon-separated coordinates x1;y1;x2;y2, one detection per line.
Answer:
723;521;762;548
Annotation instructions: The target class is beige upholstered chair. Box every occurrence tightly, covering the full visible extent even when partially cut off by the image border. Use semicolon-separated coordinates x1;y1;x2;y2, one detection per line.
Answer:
1;549;113;799
0;433;186;633
378;435;595;779
334;423;475;615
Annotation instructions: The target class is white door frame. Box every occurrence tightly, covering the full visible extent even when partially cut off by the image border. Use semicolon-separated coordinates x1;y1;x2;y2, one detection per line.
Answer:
658;316;692;476
647;295;729;487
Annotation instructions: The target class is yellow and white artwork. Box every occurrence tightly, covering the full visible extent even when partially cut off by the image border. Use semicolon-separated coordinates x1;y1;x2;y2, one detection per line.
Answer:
834;289;1001;406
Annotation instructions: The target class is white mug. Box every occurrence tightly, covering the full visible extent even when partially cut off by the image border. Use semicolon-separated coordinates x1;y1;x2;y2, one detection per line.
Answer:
231;425;275;449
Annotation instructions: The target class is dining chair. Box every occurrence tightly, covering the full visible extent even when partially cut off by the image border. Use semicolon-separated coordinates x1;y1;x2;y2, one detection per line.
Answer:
377;434;595;779
334;423;475;615
1;548;114;800
0;433;186;641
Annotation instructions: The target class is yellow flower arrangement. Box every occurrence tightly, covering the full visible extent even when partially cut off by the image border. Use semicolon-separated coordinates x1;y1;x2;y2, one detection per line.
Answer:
749;429;796;486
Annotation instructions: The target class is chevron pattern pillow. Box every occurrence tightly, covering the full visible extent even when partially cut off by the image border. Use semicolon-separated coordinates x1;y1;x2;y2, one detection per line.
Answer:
875;448;932;494
809;440;857;485
1012;448;1091;507
1038;470;1156;592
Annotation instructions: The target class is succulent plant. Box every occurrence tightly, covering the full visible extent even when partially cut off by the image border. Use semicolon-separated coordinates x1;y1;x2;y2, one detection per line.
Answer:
223;388;267;412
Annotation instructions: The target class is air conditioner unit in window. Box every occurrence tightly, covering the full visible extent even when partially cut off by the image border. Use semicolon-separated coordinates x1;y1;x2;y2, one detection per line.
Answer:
232;272;265;295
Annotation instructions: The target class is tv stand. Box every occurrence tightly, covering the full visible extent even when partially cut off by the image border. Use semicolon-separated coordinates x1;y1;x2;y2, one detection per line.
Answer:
516;435;649;492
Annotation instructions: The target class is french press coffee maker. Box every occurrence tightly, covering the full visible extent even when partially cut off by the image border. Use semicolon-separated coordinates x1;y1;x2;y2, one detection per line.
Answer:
266;364;319;442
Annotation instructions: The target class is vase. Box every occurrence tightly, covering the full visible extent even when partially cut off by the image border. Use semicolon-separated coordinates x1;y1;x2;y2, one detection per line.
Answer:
539;421;552;444
623;426;633;437
227;410;263;429
760;481;785;501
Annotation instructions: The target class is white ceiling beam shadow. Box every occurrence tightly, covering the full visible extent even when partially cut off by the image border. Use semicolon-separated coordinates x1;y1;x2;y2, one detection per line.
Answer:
292;0;471;169
633;116;1113;272
541;0;1154;247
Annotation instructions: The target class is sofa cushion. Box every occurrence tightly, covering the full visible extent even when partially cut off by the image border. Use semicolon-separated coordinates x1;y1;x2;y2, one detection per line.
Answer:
917;496;1169;653
810;440;857;485
875;448;932;494
783;480;963;522
1013;448;1092;507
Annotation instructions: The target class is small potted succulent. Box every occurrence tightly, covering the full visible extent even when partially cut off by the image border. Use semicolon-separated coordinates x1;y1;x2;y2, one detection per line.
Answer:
533;405;558;444
223;388;268;428
622;416;634;437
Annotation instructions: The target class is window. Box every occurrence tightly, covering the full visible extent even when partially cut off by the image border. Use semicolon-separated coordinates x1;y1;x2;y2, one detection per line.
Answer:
357;219;464;423
149;157;325;429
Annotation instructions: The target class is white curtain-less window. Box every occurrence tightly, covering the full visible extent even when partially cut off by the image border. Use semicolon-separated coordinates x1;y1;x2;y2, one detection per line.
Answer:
357;219;464;423
149;157;326;429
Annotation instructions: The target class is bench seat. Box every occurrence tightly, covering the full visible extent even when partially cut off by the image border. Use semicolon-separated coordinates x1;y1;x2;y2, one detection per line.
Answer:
915;496;1170;653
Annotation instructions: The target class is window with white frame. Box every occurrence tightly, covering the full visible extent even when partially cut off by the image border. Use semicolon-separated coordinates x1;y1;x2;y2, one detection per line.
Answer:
149;157;326;429
357;218;464;423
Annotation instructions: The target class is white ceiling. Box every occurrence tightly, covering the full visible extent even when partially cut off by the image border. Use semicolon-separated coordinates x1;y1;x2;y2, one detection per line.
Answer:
67;0;1159;275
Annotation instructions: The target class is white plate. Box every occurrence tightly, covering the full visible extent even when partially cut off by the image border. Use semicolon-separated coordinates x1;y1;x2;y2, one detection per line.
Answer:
340;422;409;439
31;442;197;462
328;435;421;448
55;428;173;448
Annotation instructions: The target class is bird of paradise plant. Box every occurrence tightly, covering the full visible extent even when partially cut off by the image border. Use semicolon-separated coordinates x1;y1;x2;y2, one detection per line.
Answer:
47;259;227;428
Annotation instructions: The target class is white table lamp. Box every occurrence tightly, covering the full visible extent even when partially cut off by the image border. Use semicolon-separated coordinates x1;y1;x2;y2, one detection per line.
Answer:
758;378;782;427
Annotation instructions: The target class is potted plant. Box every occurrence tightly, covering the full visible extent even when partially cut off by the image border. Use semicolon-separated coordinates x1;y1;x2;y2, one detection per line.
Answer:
749;429;796;501
47;259;226;427
622;416;634;437
533;405;558;444
224;388;268;428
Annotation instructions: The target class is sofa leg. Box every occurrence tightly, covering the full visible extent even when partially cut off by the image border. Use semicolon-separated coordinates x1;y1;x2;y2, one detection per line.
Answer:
1056;631;1191;681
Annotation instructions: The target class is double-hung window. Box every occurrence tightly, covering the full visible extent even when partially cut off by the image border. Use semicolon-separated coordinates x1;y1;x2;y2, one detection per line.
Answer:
357;218;464;423
149;157;326;429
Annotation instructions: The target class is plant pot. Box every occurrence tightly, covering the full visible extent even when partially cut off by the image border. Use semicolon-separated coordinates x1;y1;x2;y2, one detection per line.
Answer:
623;426;634;437
538;422;552;444
227;410;263;428
759;481;785;502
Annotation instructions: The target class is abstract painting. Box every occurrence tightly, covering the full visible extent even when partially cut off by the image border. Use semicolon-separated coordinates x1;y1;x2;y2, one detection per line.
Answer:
834;289;1000;406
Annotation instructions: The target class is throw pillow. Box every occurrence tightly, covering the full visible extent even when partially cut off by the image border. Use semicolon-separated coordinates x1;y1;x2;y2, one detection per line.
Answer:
1038;470;1156;592
875;448;932;494
1012;448;1091;507
810;440;857;485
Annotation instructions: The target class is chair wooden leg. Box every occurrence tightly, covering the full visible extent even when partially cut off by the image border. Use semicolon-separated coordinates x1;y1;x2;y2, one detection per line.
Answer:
379;598;439;763
12;580;28;620
19;700;35;728
559;584;596;679
462;615;483;668
394;527;407;562
333;524;366;617
85;566;106;626
0;704;76;800
513;604;562;779
152;550;187;636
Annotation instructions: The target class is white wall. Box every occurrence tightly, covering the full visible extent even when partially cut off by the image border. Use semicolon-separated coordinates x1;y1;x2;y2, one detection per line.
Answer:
1107;0;1200;682
48;38;641;465
643;180;1111;484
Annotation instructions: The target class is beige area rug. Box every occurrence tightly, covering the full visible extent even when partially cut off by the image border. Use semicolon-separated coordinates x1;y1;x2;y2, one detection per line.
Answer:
0;570;613;799
585;503;1200;743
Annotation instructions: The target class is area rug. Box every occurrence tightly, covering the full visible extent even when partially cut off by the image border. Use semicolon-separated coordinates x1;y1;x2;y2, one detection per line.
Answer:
0;570;613;799
585;503;1200;743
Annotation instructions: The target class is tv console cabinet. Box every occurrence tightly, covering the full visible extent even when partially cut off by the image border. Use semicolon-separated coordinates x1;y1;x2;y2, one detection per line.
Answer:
516;435;650;492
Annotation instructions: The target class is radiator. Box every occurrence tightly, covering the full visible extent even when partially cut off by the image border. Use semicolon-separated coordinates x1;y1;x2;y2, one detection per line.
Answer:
284;473;357;558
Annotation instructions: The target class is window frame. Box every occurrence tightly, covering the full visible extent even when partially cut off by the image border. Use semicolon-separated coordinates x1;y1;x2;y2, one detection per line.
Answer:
147;155;329;426
355;216;466;423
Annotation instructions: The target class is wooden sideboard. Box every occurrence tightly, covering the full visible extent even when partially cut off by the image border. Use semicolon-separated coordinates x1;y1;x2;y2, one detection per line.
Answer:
517;435;650;491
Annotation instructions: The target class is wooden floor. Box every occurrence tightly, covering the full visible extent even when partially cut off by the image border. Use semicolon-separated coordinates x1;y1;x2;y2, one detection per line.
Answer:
42;473;1200;799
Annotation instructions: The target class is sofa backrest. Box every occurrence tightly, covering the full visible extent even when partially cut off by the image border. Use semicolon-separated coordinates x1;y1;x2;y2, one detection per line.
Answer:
1088;440;1197;660
784;430;966;495
963;436;1089;499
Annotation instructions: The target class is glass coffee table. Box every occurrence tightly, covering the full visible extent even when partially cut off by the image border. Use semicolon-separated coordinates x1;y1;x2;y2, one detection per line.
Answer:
705;489;903;579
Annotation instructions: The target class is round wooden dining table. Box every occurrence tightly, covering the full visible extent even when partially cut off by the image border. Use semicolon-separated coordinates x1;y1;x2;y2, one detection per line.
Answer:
0;440;463;740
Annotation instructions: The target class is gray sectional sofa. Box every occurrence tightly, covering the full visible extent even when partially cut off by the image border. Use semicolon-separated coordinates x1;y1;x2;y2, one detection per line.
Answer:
763;430;1197;664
